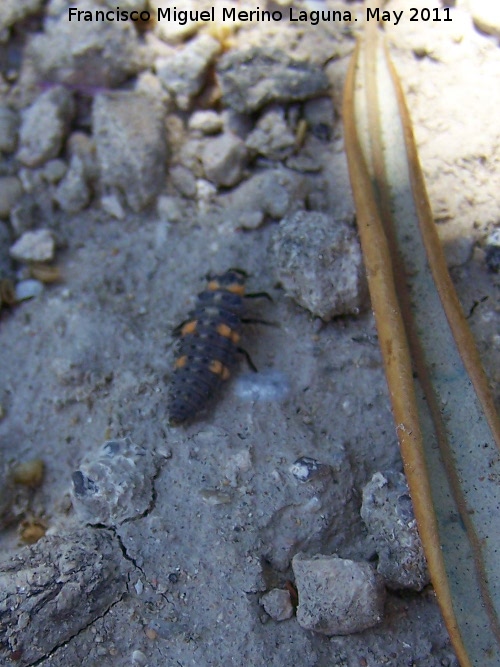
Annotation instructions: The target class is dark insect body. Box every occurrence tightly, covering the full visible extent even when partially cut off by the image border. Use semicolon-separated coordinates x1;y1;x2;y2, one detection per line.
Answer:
169;269;266;425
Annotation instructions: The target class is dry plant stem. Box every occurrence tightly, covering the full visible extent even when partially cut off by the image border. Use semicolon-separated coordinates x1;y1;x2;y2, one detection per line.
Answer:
343;24;500;667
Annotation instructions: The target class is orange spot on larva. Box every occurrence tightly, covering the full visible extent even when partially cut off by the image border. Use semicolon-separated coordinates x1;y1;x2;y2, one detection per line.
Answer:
181;320;197;335
175;355;188;369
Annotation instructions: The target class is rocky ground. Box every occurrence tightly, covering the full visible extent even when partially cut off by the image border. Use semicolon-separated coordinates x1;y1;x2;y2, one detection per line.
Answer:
0;0;499;665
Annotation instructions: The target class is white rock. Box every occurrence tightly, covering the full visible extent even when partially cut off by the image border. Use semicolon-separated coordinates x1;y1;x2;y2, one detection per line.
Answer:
10;229;55;263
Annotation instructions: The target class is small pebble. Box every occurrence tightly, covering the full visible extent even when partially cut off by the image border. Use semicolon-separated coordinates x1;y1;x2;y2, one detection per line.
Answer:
16;87;75;168
12;459;45;487
10;229;55;263
272;210;365;321
188;110;223;135
156;33;221;109
292;553;386;635
260;589;294;621
290;456;324;483
15;279;44;301
131;649;148;666
201;133;248;188
101;194;125;220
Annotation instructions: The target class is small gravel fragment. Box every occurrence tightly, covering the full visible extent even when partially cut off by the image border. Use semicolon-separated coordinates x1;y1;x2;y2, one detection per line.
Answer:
246;107;297;160
271;210;365;320
17;87;75;168
260;589;294;621
222;168;306;229
0;0;44;32
217;46;330;113
151;0;199;42
15;278;44;301
101;193;126;220
290;456;327;483
9;229;55;263
188;110;223;135
201;133;248;187
92;92;167;212
54;154;91;213
27;7;143;87
156;33;221;109
361;471;429;590
292;553;386;635
71;437;156;527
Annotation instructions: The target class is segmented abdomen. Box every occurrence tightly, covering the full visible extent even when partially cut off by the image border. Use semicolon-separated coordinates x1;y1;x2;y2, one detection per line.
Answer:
169;271;247;425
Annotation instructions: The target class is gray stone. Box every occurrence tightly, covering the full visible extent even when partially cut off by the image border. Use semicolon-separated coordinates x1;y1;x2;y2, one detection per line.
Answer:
201;133;248;187
260;589;294;622
0;177;23;219
92;92;167;212
0;528;128;665
27;5;144;88
9;196;39;236
15;279;44;301
293;554;386;635
285;135;326;173
246;107;297;160
0;106;19;154
17;87;75;168
177;137;204;177
156;33;221;109
71;437;156;527
361;471;429;591
217;46;330;113
54;133;96;213
221;167;306;229
41;159;67;184
0;0;43;32
101;193;125;220
271;210;365;321
9;229;55;263
54;153;91;213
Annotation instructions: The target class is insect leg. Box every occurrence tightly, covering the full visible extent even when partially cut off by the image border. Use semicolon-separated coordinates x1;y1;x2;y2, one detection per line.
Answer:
238;347;258;372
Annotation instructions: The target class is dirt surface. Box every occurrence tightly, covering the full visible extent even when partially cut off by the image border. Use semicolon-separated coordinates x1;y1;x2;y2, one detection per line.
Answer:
1;0;499;665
